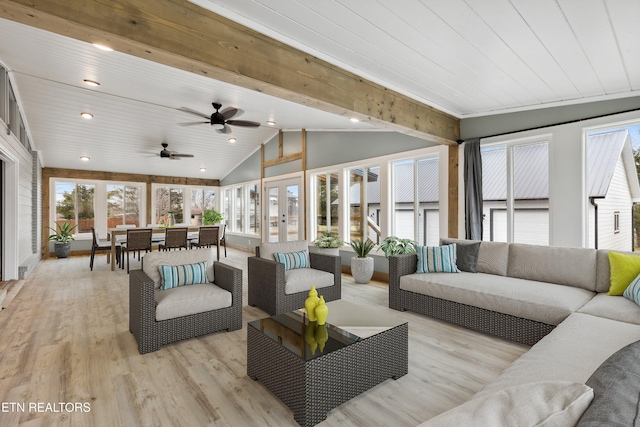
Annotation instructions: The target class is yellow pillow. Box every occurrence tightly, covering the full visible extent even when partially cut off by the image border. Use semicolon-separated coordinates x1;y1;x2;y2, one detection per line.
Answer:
608;252;640;295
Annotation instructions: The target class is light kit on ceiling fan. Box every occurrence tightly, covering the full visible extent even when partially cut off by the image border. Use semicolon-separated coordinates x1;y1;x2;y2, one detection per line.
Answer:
178;102;261;134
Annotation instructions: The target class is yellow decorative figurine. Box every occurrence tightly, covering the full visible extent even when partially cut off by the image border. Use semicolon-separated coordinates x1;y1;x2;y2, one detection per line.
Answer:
305;286;320;321
315;295;329;325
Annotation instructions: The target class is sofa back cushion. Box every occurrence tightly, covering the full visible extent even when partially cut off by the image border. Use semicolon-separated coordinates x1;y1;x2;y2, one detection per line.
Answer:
508;244;597;291
476;241;510;276
143;248;215;290
259;240;309;261
596;250;640;294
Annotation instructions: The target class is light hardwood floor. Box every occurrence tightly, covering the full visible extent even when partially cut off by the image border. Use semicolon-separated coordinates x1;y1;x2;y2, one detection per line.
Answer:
0;249;527;427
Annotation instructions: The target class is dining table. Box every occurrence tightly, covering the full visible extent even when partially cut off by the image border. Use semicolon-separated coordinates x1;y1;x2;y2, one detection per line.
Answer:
106;225;220;271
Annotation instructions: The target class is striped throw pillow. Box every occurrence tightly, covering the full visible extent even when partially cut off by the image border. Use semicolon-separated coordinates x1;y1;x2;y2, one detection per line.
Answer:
623;273;640;306
274;250;310;271
159;261;208;290
416;244;460;273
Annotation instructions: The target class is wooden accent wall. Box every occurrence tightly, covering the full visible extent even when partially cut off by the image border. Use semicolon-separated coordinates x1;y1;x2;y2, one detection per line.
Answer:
41;167;219;258
448;145;459;239
0;0;459;145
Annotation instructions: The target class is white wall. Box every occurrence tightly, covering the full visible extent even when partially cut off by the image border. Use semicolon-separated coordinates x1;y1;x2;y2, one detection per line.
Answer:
480;110;640;248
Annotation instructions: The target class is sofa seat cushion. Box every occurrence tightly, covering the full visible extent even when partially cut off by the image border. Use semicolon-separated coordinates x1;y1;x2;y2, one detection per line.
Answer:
284;268;334;295
143;248;216;290
577;293;640;325
478;313;640;398
420;381;593;427
400;272;594;325
155;283;231;321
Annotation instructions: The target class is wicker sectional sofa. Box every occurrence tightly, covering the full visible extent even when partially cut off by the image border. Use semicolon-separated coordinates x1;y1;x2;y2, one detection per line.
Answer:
388;239;640;425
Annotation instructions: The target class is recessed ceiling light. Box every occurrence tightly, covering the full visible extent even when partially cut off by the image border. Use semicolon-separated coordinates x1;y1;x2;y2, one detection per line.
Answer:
200;167;206;172
80;112;94;119
83;79;100;87
80;156;90;161
92;43;113;51
267;120;276;126
228;138;237;143
349;117;360;123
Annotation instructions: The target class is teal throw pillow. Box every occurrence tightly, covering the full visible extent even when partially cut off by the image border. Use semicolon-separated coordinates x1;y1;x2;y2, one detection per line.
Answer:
159;261;208;290
623;273;640;306
274;250;310;271
416;244;460;273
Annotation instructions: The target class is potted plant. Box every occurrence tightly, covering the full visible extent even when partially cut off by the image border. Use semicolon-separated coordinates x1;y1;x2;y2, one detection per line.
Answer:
378;236;417;258
312;231;344;256
203;209;223;225
49;221;77;258
349;238;376;283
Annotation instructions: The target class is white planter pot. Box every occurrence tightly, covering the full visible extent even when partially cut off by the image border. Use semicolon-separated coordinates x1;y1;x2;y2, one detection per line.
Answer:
316;247;340;256
351;257;374;284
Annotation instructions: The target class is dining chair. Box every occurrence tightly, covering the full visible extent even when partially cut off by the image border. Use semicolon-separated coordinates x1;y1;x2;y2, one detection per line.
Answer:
121;229;152;273
90;227;120;270
158;227;188;251
190;226;220;260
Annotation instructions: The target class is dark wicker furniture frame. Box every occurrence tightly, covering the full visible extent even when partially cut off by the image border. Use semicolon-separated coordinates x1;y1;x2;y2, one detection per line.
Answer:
159;227;188;251
247;315;408;427
129;261;242;354
389;254;554;346
248;248;342;315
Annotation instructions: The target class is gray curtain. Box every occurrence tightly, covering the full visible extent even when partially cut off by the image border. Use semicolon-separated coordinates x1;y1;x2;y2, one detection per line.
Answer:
464;138;483;240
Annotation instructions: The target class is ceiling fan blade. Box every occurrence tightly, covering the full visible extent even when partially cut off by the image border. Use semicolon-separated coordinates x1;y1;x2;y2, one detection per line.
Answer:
227;120;260;127
171;153;194;158
216;124;232;134
178;121;209;126
220;107;243;120
178;107;211;119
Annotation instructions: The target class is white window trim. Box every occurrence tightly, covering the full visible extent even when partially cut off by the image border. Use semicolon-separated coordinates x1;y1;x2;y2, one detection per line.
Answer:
219;179;261;237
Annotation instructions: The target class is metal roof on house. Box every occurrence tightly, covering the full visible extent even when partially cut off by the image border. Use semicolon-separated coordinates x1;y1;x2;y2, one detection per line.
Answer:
348;129;636;204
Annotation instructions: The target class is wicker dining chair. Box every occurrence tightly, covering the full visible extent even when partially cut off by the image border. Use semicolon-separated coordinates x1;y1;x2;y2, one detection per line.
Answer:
158;227;188;251
190;226;220;260
121;228;153;273
90;227;119;270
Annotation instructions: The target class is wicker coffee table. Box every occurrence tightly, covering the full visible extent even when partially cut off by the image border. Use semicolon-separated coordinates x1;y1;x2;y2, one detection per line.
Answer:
247;300;408;427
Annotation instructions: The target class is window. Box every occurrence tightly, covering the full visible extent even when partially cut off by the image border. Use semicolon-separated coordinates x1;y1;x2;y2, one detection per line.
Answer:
248;184;260;235
222;188;231;228
347;165;380;242
311;171;340;239
392;157;439;245
614;211;620;234
54;182;95;235
235;186;245;231
481;140;549;245
221;182;260;235
191;188;216;223
155;187;184;225
107;185;141;227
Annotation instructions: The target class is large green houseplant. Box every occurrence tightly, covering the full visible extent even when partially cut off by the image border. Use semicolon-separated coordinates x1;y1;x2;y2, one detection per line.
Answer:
49;221;77;258
349;238;376;283
203;209;223;225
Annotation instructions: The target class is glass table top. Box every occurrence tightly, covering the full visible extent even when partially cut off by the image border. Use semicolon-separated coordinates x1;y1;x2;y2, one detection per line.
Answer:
247;300;406;361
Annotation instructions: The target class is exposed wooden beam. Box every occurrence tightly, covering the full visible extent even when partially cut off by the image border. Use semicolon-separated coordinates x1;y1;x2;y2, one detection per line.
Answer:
448;146;459;238
0;0;459;144
262;152;303;168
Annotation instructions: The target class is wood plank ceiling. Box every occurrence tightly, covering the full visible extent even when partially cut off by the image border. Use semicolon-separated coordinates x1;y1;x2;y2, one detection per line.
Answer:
0;0;639;179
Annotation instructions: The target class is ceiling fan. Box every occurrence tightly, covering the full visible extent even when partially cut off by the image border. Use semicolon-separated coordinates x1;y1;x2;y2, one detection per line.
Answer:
178;102;260;134
159;143;194;160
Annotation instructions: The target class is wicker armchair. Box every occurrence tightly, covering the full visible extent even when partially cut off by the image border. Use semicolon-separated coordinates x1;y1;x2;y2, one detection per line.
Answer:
129;248;242;354
248;240;341;315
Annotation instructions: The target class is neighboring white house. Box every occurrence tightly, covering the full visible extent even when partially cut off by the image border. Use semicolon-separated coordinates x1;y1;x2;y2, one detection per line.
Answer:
481;130;640;250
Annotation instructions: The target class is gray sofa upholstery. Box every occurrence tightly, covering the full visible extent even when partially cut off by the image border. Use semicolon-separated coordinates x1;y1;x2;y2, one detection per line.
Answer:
391;240;640;426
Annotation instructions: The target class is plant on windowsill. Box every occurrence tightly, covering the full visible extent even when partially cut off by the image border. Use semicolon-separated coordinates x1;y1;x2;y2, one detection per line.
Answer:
203;209;223;225
378;236;417;258
48;221;77;258
349;238;376;284
312;232;344;256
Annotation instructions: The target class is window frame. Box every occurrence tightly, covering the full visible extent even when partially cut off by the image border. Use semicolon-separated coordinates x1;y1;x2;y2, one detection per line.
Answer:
219;180;261;237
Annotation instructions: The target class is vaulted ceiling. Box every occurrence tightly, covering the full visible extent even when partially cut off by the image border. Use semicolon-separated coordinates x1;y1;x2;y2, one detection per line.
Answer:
0;0;638;179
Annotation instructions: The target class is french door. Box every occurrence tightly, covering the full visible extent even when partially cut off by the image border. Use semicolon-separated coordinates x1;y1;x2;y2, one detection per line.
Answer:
264;177;303;243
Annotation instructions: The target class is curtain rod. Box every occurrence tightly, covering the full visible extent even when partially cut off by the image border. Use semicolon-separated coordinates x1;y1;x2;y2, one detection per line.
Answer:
458;106;640;144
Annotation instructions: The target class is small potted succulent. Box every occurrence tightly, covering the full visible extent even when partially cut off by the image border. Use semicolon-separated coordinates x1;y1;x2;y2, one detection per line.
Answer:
378;236;417;258
349;238;376;283
312;231;344;256
49;221;77;258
